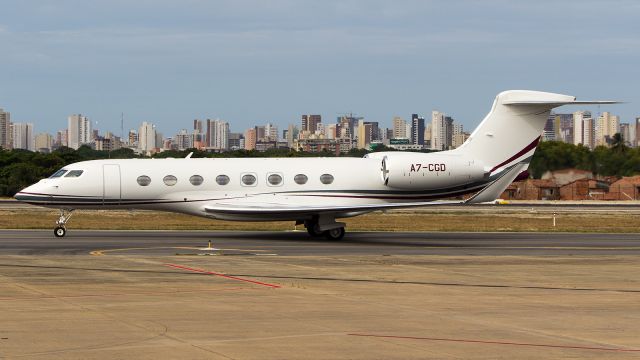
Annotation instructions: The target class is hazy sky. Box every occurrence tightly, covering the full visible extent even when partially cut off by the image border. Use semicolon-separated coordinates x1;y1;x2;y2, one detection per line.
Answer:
0;0;638;136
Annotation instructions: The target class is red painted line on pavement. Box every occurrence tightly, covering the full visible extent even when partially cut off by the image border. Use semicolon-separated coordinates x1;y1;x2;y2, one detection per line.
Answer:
164;263;281;288
348;333;640;353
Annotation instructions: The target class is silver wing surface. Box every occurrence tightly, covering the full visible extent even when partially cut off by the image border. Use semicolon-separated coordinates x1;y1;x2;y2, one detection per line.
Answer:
203;195;464;220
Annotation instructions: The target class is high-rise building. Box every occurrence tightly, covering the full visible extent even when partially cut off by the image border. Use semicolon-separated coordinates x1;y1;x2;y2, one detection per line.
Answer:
573;111;592;146
424;123;432;147
444;116;454;149
286;124;298;147
336;117;349;139
127;129;138;147
0;108;10;149
430;111;445;150
174;129;192;150
337;114;363;140
35;133;53;152
411;114;425;147
228;132;243;150
205;119;229;150
634;117;640;147
620;123;631;146
452;123;464;138
193;119;203;133
192;119;205;149
430;112;457;150
356;119;373;149
209;120;229;151
552;113;574;143
138;121;157;154
301;115;322;133
55;130;68;148
10;123;34;151
452;132;469;149
265;123;278;141
365;122;379;142
325;124;337;139
583;117;595;149
550;113;574;143
543;113;556;141
595;112;620;146
245;128;256;150
386;128;394;140
451;123;465;148
67;114;92;150
102;132;122;151
392;116;408;139
255;125;266;141
155;132;163;151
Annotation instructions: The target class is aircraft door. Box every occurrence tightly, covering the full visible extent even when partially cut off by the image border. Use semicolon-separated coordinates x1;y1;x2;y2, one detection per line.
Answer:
103;164;121;205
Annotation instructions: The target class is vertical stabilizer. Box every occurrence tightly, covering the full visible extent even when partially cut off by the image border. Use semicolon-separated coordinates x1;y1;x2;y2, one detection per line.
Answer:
453;90;577;175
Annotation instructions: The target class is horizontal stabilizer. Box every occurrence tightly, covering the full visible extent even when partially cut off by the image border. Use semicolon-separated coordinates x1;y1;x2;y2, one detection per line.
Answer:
502;100;620;106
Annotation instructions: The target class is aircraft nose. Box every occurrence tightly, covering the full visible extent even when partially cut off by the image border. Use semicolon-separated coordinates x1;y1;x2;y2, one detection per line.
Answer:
14;185;35;202
14;183;50;203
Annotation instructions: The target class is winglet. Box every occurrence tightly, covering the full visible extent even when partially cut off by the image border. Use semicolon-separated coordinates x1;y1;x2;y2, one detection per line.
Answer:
185;152;193;159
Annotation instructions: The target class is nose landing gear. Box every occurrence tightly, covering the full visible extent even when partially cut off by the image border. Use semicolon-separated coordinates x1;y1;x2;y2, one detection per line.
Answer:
54;209;74;237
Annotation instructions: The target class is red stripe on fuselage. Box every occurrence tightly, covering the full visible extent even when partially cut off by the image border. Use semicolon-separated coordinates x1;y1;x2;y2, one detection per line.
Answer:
490;136;541;173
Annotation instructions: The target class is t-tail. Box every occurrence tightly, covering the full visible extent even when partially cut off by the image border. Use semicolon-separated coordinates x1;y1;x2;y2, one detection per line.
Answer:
456;90;618;204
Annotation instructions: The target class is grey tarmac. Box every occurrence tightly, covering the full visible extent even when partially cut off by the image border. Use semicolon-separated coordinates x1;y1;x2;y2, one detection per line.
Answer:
0;229;640;256
0;230;639;359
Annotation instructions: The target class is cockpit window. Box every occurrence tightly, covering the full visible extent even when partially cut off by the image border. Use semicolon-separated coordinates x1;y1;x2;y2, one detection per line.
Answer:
65;170;84;178
49;170;67;178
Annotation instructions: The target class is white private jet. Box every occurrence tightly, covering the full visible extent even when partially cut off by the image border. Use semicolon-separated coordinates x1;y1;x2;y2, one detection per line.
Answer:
15;90;616;239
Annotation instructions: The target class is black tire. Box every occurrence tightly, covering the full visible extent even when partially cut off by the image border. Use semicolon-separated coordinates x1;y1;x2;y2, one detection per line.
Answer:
306;224;324;237
324;227;345;240
54;226;66;238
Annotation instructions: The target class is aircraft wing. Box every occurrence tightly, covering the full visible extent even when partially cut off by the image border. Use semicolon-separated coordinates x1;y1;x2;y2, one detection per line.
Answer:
203;196;464;216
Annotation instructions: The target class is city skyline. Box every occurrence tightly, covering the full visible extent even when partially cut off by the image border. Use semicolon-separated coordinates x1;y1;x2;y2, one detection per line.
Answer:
2;103;637;156
0;104;634;145
0;1;637;135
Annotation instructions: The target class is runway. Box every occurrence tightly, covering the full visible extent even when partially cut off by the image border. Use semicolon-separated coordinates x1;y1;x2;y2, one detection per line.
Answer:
1;230;640;256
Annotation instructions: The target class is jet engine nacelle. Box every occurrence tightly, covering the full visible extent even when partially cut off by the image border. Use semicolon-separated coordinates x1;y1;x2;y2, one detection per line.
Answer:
368;152;487;190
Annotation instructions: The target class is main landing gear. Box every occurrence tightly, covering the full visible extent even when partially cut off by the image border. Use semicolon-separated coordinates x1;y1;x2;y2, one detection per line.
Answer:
54;209;74;238
304;217;346;240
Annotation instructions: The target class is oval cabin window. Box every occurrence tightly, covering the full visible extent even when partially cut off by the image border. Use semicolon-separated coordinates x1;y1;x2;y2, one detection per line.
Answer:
267;174;283;186
137;175;151;186
320;174;334;185
294;174;308;185
189;175;204;186
216;175;230;185
242;174;257;186
163;175;178;186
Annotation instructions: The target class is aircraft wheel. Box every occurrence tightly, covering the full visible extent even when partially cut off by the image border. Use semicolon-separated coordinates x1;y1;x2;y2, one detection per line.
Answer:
324;227;345;240
306;224;324;237
54;226;66;238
